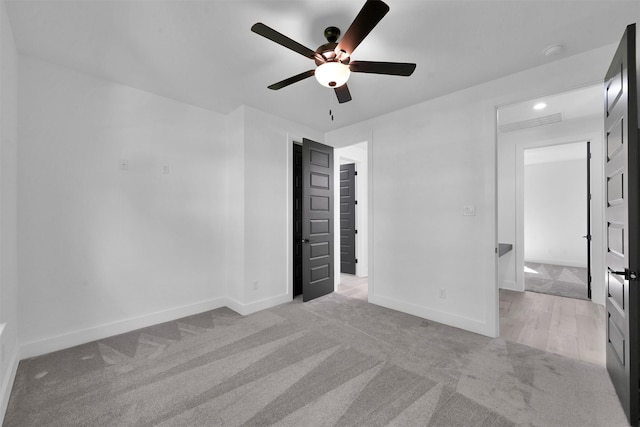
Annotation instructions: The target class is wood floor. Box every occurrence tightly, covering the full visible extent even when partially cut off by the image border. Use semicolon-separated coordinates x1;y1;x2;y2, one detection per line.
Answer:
336;275;605;366
500;289;605;366
337;273;368;300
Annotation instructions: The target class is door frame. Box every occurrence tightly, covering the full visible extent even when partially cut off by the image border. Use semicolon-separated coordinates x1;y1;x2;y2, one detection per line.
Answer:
287;136;373;300
335;144;369;280
513;134;605;304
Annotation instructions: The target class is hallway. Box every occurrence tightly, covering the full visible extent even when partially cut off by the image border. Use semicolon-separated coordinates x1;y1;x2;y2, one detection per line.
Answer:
336;274;368;300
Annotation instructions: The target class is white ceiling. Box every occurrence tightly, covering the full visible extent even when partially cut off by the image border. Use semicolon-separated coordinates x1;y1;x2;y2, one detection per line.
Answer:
498;83;602;128
6;0;640;132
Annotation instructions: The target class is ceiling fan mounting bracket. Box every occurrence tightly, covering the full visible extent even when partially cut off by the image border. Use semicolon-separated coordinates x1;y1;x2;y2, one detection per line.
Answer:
324;26;341;43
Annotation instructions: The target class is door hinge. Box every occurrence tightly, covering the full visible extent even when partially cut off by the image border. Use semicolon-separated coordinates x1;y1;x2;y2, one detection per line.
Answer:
354;171;358;176
355;259;358;264
355;200;358;205
355;229;358;234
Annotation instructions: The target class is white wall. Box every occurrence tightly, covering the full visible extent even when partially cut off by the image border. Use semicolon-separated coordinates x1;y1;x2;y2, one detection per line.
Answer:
0;0;20;419
224;107;245;305
327;45;616;337
524;157;587;267
15;55;324;356
18;56;230;357
335;142;368;281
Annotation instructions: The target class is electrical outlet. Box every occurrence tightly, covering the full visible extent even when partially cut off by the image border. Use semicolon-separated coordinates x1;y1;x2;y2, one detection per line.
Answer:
439;288;447;299
463;205;476;216
162;164;170;174
119;159;129;170
252;281;259;291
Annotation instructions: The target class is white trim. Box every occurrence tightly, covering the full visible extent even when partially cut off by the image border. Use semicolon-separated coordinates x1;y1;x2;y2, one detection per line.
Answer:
0;348;19;423
515;143;526;291
493;105;501;336
226;294;290;317
20;297;227;359
499;280;520;292
369;295;493;337
368;131;374;301
286;135;296;301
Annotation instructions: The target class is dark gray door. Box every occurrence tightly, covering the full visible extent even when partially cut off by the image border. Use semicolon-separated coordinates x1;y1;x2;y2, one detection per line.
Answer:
586;141;592;299
605;23;639;426
340;163;357;274
302;138;334;302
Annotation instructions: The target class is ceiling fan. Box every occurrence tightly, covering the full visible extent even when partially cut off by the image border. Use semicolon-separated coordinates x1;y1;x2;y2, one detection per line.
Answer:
251;0;416;104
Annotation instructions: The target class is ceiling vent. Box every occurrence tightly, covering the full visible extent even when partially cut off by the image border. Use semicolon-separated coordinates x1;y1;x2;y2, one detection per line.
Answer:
499;112;564;133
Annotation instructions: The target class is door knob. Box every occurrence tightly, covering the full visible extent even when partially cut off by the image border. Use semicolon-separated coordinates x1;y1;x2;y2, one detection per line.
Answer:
302;238;310;243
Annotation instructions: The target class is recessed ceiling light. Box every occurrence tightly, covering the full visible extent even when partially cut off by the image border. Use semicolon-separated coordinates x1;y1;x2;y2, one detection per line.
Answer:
544;44;564;57
533;102;547;110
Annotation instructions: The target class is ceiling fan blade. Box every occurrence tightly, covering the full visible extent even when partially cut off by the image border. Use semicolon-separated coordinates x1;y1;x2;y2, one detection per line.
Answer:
334;84;352;103
251;23;318;60
336;0;389;56
268;70;315;90
349;60;416;76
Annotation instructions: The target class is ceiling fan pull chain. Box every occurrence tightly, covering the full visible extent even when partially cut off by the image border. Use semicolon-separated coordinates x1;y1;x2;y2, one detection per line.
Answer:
328;89;335;121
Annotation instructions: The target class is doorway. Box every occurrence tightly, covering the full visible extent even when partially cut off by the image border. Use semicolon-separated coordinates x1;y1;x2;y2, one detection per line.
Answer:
291;139;370;302
293;143;303;297
496;84;606;364
335;142;369;300
497;83;605;303
522;142;590;300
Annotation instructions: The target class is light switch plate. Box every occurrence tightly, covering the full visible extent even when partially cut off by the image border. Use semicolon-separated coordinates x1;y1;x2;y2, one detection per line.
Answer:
463;205;476;216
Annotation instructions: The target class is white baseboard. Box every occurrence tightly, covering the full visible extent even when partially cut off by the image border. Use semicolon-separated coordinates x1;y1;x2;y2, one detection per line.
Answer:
20;297;228;359
525;258;588;269
499;280;523;292
369;294;495;338
226;294;291;316
0;348;19;424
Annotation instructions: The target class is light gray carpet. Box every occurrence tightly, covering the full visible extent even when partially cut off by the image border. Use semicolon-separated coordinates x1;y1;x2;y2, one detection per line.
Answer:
525;262;589;300
4;292;628;426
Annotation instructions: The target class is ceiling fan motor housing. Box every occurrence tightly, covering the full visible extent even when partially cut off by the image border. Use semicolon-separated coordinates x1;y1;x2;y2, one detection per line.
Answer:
315;42;338;65
315;27;350;67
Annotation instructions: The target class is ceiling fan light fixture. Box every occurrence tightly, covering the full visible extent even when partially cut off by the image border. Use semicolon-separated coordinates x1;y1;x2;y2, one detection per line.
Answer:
315;62;351;88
